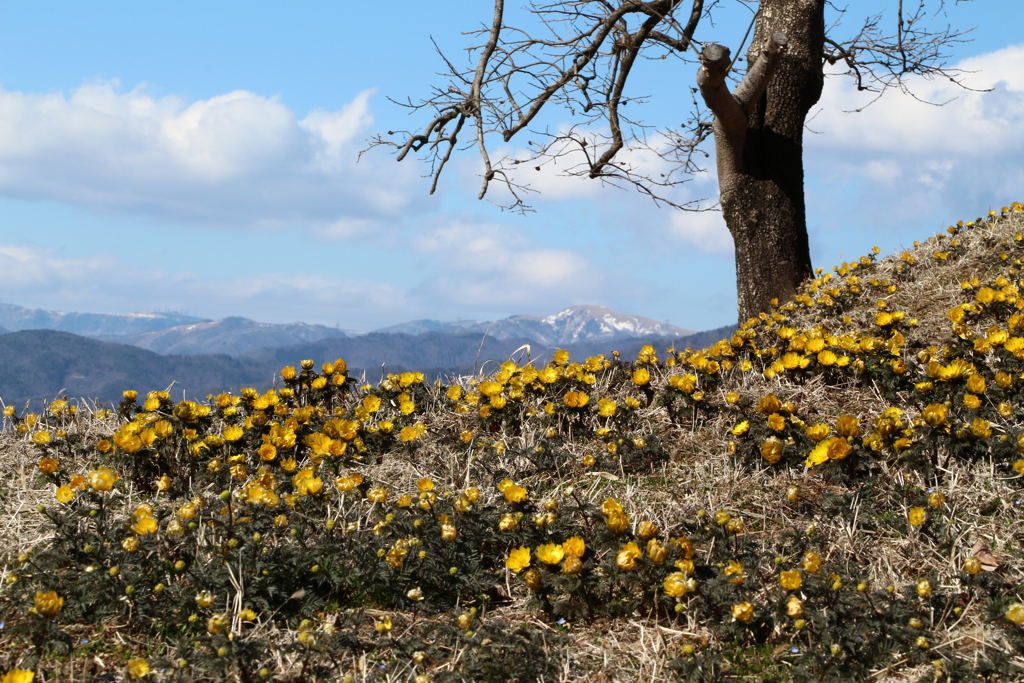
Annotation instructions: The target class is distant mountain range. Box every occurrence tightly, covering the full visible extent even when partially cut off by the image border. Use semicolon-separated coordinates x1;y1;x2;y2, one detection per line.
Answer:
0;330;275;407
99;316;351;356
376;305;694;346
0;302;733;407
0;303;207;337
1;303;695;355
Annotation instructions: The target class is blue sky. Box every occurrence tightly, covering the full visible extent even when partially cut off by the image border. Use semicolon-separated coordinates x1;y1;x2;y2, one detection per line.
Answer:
1;1;1021;333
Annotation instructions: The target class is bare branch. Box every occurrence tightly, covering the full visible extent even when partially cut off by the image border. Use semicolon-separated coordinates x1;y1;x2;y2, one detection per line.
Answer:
372;0;982;213
472;0;506;199
824;1;980;102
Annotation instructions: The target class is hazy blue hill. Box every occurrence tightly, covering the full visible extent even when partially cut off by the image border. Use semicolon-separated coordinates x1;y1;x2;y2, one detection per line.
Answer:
0;323;738;408
0;303;207;337
240;331;540;375
240;326;738;379
100;316;351;355
0;330;275;408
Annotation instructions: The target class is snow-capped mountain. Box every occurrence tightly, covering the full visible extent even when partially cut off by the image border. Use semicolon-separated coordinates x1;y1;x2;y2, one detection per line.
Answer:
373;305;695;346
0;303;207;337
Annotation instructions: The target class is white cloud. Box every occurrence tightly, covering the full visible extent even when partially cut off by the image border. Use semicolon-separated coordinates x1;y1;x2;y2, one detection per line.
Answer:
0;83;430;231
0;230;636;330
0;242;414;330
410;219;606;308
809;43;1024;185
667;209;731;254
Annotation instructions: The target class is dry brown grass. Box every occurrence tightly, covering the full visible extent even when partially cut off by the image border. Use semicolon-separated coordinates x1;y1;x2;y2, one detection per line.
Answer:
2;206;1024;682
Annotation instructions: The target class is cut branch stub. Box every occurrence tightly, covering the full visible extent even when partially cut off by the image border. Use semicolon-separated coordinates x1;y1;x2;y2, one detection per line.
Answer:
696;44;731;89
734;32;789;108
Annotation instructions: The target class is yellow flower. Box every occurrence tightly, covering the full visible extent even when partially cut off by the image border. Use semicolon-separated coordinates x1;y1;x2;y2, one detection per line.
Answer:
757;394;781;414
562;537;586;557
597;398;617;417
731;602;754;623
786;595;804;618
767;413;786;432
605;510;630;534
970;418;992;439
731;420;750;436
122;536;140;552
440;523;458;541
1005;603;1024;625
1;670;35;683
195;590;215;608
669;374;697;393
921;403;948;427
239;608;258;621
632;368;651;386
538;367;559;383
616;542;642;570
367;487;387;503
647;539;668;564
805;423;831;442
723;560;745;584
131;517;158;535
294;469;324;496
663;572;693;598
222;425;244;442
264;424;296;450
506;546;531;573
502;482;528;503
802;552;822;574
805;437;851;468
55;485;74;503
601;498;623;515
779;570;802;590
399;423;427;442
88;466;119;492
963;393;981;410
761;438;783;465
33;430;51;446
207;612;229;635
817;349;838;366
33;590;63;617
536;543;565;565
561;555;583;575
908;507;926;526
552;349;570;365
563;391;590;408
916;578;932;598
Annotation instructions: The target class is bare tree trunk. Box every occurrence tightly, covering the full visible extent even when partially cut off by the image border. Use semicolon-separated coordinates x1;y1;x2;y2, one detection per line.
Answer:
700;0;825;324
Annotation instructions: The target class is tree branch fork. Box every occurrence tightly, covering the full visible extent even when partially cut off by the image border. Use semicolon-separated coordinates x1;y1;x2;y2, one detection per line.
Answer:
697;32;788;186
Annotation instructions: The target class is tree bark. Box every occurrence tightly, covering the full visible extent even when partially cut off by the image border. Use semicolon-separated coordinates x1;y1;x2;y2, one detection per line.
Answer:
700;0;825;324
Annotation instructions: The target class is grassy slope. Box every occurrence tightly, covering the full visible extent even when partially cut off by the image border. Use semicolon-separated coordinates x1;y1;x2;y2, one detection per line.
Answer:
1;205;1023;682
